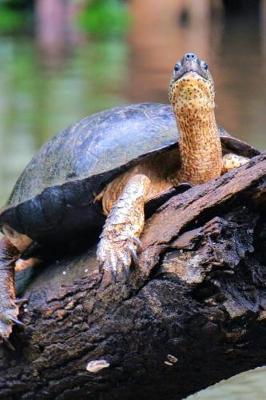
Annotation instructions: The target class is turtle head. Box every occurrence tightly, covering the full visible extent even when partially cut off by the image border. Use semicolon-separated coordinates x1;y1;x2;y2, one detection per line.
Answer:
169;52;215;115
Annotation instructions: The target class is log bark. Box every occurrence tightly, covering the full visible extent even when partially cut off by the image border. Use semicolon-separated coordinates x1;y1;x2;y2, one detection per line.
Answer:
1;154;266;400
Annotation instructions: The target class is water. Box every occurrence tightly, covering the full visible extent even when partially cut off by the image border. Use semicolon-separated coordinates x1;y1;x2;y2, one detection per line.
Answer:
1;8;266;205
187;367;266;400
0;3;266;399
0;35;128;204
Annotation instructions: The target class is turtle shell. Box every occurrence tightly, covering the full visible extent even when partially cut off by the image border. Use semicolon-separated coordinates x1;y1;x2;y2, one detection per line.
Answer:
0;103;260;244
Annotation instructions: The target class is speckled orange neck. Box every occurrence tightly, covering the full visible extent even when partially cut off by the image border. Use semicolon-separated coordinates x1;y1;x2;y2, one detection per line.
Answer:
171;73;222;184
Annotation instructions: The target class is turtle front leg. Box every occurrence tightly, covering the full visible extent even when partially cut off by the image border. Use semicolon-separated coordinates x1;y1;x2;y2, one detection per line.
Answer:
0;237;21;339
97;174;151;283
222;153;249;174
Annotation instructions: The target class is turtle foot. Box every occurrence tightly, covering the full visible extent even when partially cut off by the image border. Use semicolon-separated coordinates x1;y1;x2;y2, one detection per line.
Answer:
97;234;141;286
0;302;21;340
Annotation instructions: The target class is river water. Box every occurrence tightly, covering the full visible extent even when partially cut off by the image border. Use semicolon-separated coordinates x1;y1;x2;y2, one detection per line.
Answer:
1;6;266;205
0;3;265;399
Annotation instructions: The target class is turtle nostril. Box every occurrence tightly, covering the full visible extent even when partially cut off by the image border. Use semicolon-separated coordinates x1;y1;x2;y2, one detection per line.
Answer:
185;53;196;60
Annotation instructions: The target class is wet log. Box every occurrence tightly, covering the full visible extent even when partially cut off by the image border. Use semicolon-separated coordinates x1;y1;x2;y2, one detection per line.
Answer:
1;154;266;400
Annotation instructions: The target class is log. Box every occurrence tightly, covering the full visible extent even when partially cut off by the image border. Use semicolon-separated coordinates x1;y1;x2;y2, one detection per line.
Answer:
1;154;266;400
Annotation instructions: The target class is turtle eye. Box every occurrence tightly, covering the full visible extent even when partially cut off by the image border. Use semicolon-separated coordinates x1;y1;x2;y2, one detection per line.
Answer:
202;61;208;71
174;63;181;72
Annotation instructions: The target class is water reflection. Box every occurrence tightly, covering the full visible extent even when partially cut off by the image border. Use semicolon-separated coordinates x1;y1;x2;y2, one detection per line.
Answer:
186;367;266;400
128;0;213;101
128;0;266;150
0;36;128;204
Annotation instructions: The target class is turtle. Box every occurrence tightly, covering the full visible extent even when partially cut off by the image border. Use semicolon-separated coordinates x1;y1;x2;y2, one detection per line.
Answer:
0;52;259;340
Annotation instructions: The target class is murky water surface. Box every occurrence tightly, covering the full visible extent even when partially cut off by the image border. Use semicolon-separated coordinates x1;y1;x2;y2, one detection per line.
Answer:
187;367;266;400
0;5;265;399
1;9;266;204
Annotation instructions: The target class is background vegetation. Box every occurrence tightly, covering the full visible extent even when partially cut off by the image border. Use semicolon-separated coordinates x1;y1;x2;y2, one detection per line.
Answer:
0;0;129;35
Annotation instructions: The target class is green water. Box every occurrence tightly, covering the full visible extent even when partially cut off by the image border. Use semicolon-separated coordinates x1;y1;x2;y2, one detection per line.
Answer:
187;367;266;400
1;22;266;206
0;35;128;204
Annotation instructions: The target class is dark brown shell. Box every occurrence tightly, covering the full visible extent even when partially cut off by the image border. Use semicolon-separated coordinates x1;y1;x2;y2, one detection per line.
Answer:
0;103;259;243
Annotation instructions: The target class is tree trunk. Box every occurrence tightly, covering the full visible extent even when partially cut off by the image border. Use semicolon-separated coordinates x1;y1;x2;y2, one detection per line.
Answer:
1;154;266;400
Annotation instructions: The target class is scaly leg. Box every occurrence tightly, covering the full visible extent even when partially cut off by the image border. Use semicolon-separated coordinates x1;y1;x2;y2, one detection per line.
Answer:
15;257;41;272
97;174;151;282
222;153;249;174
0;237;21;339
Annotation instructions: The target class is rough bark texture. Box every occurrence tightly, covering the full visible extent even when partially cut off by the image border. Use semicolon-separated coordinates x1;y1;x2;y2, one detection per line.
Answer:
1;154;266;400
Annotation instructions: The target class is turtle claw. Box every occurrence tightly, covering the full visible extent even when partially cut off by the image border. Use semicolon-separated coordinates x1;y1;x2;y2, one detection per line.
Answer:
2;337;15;351
8;316;25;327
15;298;28;306
129;246;139;266
99;252;130;285
100;267;113;288
0;303;23;340
0;320;13;341
97;235;141;285
131;236;142;249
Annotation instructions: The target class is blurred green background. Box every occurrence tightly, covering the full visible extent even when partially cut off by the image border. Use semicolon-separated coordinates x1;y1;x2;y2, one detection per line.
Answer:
0;0;266;205
0;1;265;398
